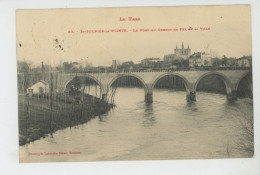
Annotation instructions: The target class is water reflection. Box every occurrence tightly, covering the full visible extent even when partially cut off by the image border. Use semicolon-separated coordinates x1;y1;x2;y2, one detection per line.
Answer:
144;103;153;116
186;101;198;112
226;99;238;106
142;103;156;127
98;114;108;122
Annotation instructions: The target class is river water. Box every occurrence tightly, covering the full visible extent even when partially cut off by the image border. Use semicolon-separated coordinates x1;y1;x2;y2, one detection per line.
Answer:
19;87;253;162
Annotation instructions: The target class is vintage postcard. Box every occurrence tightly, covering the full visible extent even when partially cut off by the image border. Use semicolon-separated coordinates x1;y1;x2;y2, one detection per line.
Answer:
17;5;253;163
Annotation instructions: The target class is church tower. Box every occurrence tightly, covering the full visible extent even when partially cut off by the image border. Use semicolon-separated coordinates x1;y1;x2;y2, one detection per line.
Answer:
174;43;191;59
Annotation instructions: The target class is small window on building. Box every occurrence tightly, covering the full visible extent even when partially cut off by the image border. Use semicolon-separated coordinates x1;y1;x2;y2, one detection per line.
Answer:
39;87;44;94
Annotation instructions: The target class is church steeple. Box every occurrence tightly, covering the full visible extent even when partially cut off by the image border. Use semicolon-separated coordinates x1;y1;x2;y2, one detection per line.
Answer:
182;42;184;49
176;45;178;49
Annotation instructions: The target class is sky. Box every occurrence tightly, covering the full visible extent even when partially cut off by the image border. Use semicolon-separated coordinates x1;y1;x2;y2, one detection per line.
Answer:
16;5;252;67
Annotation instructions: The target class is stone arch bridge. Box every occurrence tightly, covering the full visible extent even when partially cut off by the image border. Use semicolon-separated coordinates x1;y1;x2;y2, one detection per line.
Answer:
55;70;251;103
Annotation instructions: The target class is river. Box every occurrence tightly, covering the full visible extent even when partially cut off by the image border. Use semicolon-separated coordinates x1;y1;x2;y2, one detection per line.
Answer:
19;87;253;162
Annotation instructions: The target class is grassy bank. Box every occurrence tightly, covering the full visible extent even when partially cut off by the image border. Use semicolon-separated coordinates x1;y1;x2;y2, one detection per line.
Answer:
18;94;112;146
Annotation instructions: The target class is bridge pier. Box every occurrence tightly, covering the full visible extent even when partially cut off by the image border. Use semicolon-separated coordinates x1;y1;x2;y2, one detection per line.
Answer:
100;84;109;102
101;93;107;101
145;92;153;103
186;91;196;102
227;90;237;101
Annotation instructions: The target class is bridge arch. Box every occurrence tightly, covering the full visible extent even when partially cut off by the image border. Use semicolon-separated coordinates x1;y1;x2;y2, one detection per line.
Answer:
235;72;252;91
108;74;148;91
152;72;191;91
194;71;232;94
235;72;252;98
106;74;149;103
63;74;102;92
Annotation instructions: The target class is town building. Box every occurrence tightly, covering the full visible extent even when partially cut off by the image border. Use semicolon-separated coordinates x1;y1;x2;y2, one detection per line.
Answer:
174;43;191;59
163;54;176;63
140;58;160;66
237;56;252;67
26;80;49;96
112;60;121;70
201;52;212;66
226;58;237;67
189;52;212;67
164;43;191;63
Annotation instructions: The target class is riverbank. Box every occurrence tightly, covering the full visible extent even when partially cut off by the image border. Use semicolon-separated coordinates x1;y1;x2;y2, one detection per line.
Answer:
18;94;112;146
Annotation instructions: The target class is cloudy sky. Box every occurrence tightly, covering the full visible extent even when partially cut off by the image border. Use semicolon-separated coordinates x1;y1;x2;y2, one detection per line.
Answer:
16;5;252;67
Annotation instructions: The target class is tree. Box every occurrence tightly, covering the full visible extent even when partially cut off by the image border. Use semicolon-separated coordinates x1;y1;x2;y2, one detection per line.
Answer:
17;61;31;93
204;60;209;66
212;58;221;67
18;61;31;73
68;76;82;97
180;59;189;67
118;61;135;71
73;76;81;90
221;55;229;66
62;62;73;72
172;59;181;66
56;65;63;72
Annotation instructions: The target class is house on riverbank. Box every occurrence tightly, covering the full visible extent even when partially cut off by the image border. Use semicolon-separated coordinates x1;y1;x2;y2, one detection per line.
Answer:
26;80;49;96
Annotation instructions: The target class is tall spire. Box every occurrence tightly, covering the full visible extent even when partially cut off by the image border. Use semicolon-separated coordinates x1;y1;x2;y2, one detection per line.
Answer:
182;42;184;49
176;45;178;49
187;45;190;49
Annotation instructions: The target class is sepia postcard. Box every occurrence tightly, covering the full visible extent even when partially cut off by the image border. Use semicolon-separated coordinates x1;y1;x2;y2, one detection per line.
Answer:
16;5;253;163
